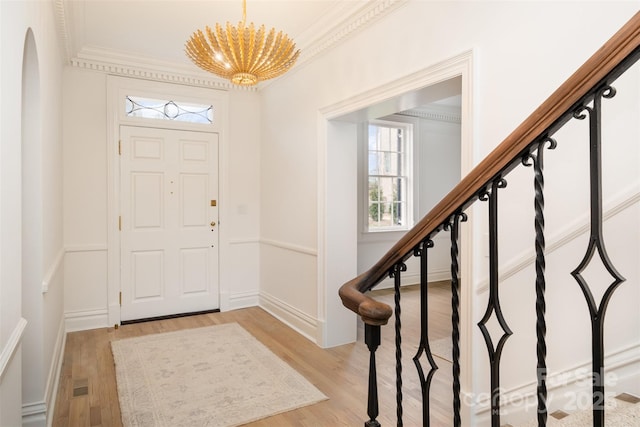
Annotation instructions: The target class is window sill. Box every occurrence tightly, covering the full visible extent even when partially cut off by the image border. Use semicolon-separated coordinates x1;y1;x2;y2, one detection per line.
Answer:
359;228;410;243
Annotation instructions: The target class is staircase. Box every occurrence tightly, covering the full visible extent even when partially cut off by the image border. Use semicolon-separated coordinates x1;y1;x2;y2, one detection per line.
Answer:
509;393;640;427
339;11;640;427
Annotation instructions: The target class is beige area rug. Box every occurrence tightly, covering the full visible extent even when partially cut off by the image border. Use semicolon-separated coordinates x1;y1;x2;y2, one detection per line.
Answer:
111;323;327;427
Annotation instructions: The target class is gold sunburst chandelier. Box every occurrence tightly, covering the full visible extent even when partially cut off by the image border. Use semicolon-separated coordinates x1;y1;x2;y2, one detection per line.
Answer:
185;0;300;86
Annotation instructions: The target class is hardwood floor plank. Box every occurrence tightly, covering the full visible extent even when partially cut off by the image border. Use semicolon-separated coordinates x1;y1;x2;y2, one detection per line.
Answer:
53;283;454;426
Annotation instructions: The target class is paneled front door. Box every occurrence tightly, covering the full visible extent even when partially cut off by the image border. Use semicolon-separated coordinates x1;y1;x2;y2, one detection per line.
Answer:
120;125;219;321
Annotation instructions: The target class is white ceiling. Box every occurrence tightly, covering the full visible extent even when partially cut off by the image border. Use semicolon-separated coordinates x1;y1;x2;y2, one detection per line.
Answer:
60;0;370;72
58;0;460;112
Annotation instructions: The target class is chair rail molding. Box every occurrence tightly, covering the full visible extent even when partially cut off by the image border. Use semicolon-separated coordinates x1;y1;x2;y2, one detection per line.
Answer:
0;318;28;383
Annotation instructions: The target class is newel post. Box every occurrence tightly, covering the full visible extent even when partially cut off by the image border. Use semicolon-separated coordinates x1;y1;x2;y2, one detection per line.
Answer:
365;323;382;427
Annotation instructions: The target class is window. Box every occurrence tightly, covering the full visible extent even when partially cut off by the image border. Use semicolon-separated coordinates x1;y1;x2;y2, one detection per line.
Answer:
366;120;413;231
125;96;213;124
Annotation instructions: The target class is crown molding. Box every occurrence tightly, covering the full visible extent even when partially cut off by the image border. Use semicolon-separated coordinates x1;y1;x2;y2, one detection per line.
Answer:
70;48;241;91
53;0;71;63
396;106;462;123
297;0;408;67
59;0;407;90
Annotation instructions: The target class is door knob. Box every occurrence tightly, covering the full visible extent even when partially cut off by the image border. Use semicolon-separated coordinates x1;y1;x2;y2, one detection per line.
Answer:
210;221;216;227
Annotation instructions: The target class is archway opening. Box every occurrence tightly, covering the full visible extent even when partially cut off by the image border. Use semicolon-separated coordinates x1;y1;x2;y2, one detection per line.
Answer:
21;27;44;414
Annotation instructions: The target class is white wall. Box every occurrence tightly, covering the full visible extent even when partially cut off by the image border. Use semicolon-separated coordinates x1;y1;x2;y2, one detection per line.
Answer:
471;55;640;425
258;1;640;423
0;0;65;425
222;89;262;310
63;69;108;328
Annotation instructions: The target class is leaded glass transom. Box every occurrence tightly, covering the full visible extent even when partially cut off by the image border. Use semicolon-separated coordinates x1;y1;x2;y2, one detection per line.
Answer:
125;96;213;124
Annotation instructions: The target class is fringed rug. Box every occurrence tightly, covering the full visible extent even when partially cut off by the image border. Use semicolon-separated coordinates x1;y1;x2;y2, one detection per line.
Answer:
111;323;327;427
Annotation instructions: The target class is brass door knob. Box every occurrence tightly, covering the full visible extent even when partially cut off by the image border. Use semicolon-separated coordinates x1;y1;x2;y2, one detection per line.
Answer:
210;221;216;227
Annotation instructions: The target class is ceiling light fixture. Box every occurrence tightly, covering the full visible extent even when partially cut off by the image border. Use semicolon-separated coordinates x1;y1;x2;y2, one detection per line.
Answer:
185;0;300;86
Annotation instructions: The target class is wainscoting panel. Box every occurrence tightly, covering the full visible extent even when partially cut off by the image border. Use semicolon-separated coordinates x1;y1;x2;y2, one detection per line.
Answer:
64;248;108;323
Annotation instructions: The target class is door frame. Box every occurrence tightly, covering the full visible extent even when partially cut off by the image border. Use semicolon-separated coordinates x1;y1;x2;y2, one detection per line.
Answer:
317;49;474;417
106;75;228;327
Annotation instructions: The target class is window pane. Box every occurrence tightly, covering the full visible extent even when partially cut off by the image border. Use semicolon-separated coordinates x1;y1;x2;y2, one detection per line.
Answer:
368;177;381;200
368;202;381;225
379;127;393;152
369;202;392;228
380;152;400;176
366;121;412;231
368;178;384;226
368;126;378;151
368;152;380;175
378;177;392;204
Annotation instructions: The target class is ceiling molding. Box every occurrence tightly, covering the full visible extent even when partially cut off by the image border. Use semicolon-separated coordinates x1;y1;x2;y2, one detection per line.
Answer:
73;46;239;90
53;0;71;63
296;0;408;67
57;0;407;90
396;106;461;124
70;55;241;91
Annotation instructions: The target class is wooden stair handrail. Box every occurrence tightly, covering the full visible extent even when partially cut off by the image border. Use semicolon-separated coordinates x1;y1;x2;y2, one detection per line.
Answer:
339;12;640;326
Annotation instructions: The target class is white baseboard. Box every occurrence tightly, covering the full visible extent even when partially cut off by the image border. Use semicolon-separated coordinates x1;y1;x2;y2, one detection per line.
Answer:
65;308;109;332
428;268;451;283
21;320;66;427
374;269;450;290
259;291;318;343
472;342;640;425
45;317;66;427
21;401;46;427
221;290;259;311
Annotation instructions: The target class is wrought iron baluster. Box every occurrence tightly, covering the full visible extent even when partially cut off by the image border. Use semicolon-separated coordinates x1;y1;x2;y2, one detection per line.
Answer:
391;262;407;427
365;324;382;427
523;138;557;427
445;213;466;427
412;238;438;427
477;179;512;427
570;85;625;427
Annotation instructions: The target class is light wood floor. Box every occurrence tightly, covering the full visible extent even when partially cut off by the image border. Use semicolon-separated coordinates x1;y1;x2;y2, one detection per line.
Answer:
52;282;454;426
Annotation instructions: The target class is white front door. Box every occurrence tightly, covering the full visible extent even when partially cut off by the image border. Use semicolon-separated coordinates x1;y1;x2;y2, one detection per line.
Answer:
120;125;219;321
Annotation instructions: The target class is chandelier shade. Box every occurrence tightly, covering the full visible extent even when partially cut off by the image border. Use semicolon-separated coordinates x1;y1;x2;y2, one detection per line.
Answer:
185;1;300;86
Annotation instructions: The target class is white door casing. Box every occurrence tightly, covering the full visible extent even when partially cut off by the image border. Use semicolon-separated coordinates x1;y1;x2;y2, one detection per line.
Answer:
120;126;219;321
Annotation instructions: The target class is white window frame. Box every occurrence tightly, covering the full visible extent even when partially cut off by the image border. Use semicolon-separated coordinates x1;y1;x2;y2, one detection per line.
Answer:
363;119;414;233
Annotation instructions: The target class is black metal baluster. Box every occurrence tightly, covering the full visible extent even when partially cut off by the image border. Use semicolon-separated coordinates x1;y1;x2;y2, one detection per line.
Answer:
523;138;557;427
445;213;466;427
478;179;512;427
412;238;438;427
571;85;625;427
365;324;382;427
391;262;407;427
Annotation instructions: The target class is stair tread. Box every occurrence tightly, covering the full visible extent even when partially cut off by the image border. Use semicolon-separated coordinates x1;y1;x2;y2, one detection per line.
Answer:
516;395;640;427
